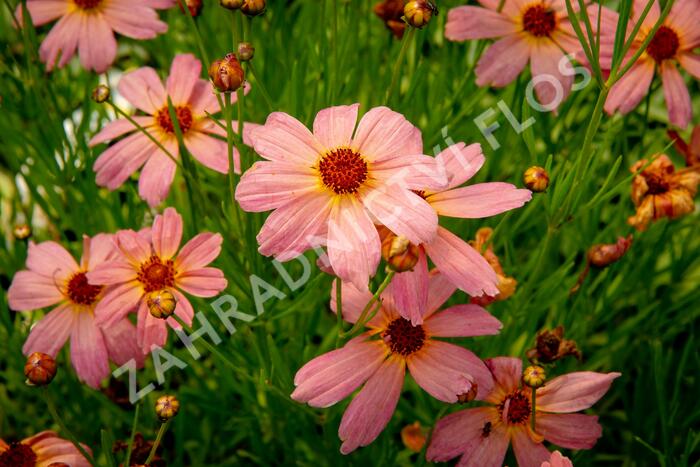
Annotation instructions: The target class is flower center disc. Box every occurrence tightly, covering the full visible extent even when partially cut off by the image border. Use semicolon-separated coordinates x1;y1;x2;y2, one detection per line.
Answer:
383;318;426;356
318;148;368;194
645;172;671;194
646;26;679;62
155;106;194;134
0;442;37;467
74;0;102;9
67;272;103;305
523;4;556;37
500;391;531;424
138;256;176;293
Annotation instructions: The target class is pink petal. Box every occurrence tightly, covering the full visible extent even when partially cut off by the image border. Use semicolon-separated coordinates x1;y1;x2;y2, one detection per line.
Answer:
103;317;146;367
138;150;178;207
360;187;437;245
313;103;359;148
188;80;221;115
102;2;168;39
386;250;429;325
536;371;621;413
485;356;522;395
327;196;381;289
167;53;201;104
77;12;116;73
530;39;573;111
428;182;532;219
351;107;422;163
537;412;602;449
424;304;502;338
84;233;117;268
424;269;457;318
70;311;110;388
632;0;660;28
117;66;167;114
542;450;574;467
249;112;324;164
90;117;153;146
19;0;69;26
185;131;234;174
27;240;79;281
476;34;531;87
338;356;405;454
424;227;499;297
511;427;551;467
435;142;485;190
87;260;138;285
169;288;194;327
605;59;654;116
136;298;167;352
8;270;64;311
22;303;76;357
445;6;517;40
678;52;700;79
175;233;223;271
661;61;691;128
427;407;506;466
370;153;448;191
93;132;157;190
39;12;81;71
176;267;227;297
292;340;387;408
94;282;143;327
115;229;153;265
25;431;91;467
152;207;183;260
235;160;318;212
330;280;385;325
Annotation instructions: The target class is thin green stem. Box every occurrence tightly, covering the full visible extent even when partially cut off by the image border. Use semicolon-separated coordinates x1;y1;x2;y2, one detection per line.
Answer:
43;387;96;466
531;387;537;431
385;28;415;105
124;402;141;467
339;270;395;338
144;420;170;465
224;92;237;207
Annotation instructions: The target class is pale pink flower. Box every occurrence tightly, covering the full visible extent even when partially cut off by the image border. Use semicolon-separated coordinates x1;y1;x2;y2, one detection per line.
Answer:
604;0;700;128
543;450;574;467
8;235;144;389
17;0;174;73
385;142;531;324
235;104;447;289
0;431;91;466
88;208;227;353
427;356;620;467
445;0;603;109
292;270;502;454
90;53;254;207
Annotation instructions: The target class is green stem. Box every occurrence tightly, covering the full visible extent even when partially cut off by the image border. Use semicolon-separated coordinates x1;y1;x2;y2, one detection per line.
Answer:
385;28;415;105
124;402;141;467
43;387;96;466
339;271;395;339
531;387;537;431
224;92;237;207
144;420;170;465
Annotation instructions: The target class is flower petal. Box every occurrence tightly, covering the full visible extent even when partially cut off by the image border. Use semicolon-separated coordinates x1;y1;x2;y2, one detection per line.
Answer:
77;12;117;73
537;412;602;449
371;153;448;191
175;233;223;271
19;0;69;26
235;160;319;212
115;229;153;265
605;59;654;116
102;1;168;39
435;142;485;190
27;241;79;281
661;61;691;128
424;269;458;318
22;303;76;357
117;66;167;114
476;34;531;88
176;267;228;297
152;207;183;260
103;317;146;367
39;12;81;71
70;311;110;388
485;356;522;396
428;182;532;219
93;132;157;190
249;112;324;164
511;427;551;467
89;117;152;146
424;304;502;338
351;107;422;163
185;131;234;174
138;149;178;208
94;282;143;327
313;103;359;148
445;6;517;40
360;187;437;245
167;53;201;104
529;39;573;111
536;371;621;413
8;270;64;311
386;250;429;325
136;298;167;352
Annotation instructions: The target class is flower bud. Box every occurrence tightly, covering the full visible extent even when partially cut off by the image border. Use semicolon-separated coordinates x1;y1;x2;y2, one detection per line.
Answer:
24;352;57;386
588;235;633;268
13;224;31;240
220;0;243;9
522;365;546;388
381;232;420;272
209;53;245;93
523;166;549;192
237;42;255;61
155;394;180;421
400;422;427;453
404;0;437;28
179;0;203;16
91;85;110;103
241;0;265;16
457;383;478;403
147;289;177;319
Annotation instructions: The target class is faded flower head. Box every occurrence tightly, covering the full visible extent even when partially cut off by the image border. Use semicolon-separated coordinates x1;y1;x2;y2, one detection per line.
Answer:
469;227;518;306
526;326;581;364
588;235;633;268
374;0;407;38
401;422;428;453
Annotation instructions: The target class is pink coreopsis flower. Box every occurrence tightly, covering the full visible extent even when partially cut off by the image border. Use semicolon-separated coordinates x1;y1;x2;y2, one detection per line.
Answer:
88;208;227;353
0;431;91;466
17;0;174;73
383;142;531;324
235;104;447;289
7;235;144;388
427;357;620;467
604;0;700;128
292;270;502;454
90;53;253;207
445;0;606;109
543;451;574;467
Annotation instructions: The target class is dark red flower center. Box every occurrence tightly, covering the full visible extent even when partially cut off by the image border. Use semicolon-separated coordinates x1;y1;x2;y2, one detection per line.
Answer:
74;0;102;9
67;271;103;305
645;172;671;194
318;148;368;195
646;26;679;63
499;390;531;424
138;256;176;293
523;4;556;37
0;442;37;467
383;318;426;356
155;106;194;134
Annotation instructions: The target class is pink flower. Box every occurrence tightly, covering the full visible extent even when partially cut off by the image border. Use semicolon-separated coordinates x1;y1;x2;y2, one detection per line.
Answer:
427;356;620;467
7;235;144;389
291;270;502;454
543;451;574;467
88;207;227;353
0;431;91;466
89;53;254;207
235;104;447;289
604;0;700;128
17;0;174;73
385;142;531;324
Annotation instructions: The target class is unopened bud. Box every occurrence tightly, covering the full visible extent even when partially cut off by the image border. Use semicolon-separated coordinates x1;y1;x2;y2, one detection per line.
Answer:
400;421;427;453
147;289;177;319
24;352;57;386
588;235;633;268
179;0;203;16
155;394;180;421
523;166;549;192
522;365;546;388
209;53;245;93
220;0;243;9
241;0;265;16
13;224;31;240
404;0;437;28
457;383;478;403
381;233;420;272
91;85;110;103
237;42;255;61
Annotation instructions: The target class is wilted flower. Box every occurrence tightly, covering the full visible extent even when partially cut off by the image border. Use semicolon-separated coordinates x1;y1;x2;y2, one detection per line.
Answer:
179;0;203;16
113;433;166;467
155;394;180;421
401;422;428;453
0;431;91;467
526;326;581;364
588;235;633;268
24;352;57;386
209;53;245;93
523;166;550;192
469;227;518;306
373;0;406;38
628;155;700;231
91;85;110;104
668;125;700;167
404;0;437;28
